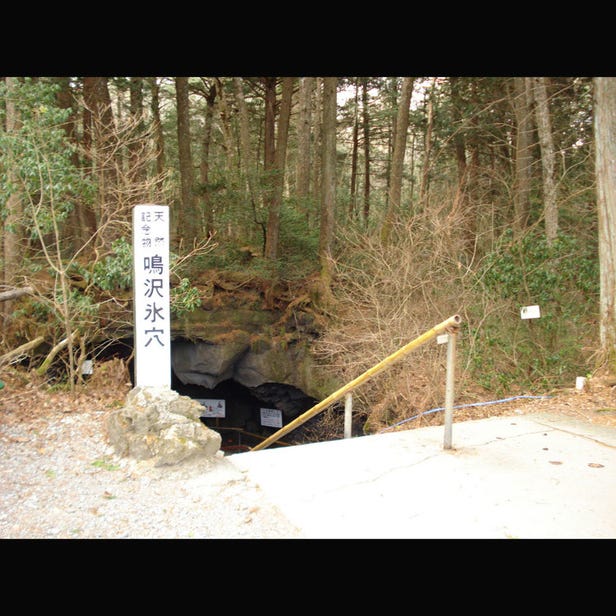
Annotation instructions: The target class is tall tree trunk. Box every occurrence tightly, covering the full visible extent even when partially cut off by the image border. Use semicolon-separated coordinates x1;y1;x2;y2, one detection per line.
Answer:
311;78;323;208
533;77;558;244
83;77;117;173
128;76;146;191
450;77;473;254
512;77;533;235
82;78;92;155
82;77;112;243
296;77;314;222
215;78;237;238
319;77;337;299
382;77;414;243
419;79;435;207
53;77;79;167
2;77;24;325
200;80;217;238
408;131;417;206
148;77;166;180
384;80;396;202
215;78;235;174
262;77;277;257
175;77;196;244
53;77;83;252
362;78;371;223
265;77;294;261
234;77;263;247
594;77;616;370
349;78;360;218
464;79;483;250
450;77;468;182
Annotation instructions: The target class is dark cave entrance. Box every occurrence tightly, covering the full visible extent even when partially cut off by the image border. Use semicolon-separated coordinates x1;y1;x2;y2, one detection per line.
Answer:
171;375;320;452
96;337;336;452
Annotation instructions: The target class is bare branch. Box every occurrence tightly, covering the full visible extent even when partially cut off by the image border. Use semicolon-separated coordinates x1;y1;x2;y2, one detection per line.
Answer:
0;287;34;303
0;336;45;368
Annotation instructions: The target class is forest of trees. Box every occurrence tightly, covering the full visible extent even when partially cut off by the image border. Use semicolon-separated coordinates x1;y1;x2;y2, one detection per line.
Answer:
1;76;614;428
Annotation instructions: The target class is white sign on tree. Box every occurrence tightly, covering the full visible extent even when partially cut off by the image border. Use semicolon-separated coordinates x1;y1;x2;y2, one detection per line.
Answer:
520;305;541;320
132;204;171;388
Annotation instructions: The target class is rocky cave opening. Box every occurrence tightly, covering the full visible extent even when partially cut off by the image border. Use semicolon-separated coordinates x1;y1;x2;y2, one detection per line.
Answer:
97;337;337;452
171;376;319;452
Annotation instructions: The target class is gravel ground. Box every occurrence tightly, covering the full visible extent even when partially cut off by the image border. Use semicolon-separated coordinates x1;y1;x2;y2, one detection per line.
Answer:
2;365;614;540
0;409;304;539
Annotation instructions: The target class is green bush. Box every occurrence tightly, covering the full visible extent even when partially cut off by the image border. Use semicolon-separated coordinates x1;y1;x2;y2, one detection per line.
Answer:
468;229;600;393
89;237;133;291
480;229;599;303
171;278;201;316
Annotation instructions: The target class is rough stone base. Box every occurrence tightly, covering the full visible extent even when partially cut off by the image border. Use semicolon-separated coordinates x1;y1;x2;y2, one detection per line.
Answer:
106;386;222;466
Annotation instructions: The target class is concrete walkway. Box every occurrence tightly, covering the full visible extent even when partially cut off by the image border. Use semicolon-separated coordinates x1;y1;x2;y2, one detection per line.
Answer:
228;413;616;539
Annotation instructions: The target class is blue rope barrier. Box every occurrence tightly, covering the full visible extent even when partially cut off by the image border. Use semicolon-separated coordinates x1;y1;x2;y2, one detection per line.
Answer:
378;394;552;433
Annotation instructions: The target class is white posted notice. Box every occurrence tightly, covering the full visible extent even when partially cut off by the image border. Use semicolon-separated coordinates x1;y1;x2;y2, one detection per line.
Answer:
133;204;171;387
520;305;541;320
260;408;283;428
197;399;226;418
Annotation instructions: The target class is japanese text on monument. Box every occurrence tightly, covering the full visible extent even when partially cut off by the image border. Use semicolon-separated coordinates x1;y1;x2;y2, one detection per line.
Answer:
133;205;171;387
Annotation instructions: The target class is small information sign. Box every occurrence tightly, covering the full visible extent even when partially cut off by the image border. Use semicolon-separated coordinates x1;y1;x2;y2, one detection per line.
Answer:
520;305;541;320
436;334;449;345
197;399;226;418
260;408;283;428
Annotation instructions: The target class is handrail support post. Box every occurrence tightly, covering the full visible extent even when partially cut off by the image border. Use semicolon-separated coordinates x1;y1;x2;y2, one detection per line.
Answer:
443;329;458;449
344;393;352;439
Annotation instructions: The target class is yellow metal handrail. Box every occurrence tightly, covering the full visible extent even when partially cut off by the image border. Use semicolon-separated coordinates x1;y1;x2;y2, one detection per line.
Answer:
250;314;462;451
